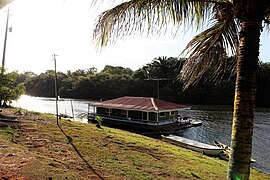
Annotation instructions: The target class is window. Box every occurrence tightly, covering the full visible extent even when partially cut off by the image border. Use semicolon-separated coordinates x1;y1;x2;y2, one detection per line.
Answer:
170;111;175;116
121;110;127;116
159;112;166;117
105;108;112;114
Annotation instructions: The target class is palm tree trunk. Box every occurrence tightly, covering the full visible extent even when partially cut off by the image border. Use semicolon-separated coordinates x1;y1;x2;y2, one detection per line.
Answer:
227;19;261;179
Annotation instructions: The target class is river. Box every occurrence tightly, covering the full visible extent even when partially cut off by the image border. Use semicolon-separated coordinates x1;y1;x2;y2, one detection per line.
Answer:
13;95;270;175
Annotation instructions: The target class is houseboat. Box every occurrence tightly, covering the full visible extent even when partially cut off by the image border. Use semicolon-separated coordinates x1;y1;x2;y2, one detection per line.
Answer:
88;96;192;132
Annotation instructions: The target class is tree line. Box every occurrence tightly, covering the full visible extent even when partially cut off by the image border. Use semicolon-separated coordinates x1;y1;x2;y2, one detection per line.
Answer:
14;57;270;107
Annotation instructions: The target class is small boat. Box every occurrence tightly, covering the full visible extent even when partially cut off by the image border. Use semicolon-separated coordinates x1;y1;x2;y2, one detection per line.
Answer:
214;140;230;150
190;119;203;126
161;135;223;156
213;140;231;161
178;116;202;126
178;116;191;124
213;140;256;163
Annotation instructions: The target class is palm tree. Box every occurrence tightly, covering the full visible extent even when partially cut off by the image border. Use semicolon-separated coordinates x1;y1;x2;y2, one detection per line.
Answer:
93;1;270;179
0;0;12;9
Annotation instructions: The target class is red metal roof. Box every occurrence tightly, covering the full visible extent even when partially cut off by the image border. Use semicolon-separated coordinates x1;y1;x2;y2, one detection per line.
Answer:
93;96;191;112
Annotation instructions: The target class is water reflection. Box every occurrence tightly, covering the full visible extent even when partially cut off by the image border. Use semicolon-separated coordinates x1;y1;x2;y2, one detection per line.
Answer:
182;108;233;145
181;105;270;174
13;95;270;175
13;95;93;123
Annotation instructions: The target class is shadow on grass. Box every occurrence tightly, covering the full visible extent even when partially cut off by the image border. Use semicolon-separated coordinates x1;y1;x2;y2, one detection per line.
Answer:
0;110;20;128
0;112;17;120
57;124;104;180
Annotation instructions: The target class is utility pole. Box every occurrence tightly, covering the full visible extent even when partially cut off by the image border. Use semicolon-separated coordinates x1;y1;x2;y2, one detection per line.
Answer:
53;54;59;125
1;8;10;75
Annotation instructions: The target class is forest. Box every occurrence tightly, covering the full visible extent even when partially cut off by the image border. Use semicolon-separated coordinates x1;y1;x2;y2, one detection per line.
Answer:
15;56;270;107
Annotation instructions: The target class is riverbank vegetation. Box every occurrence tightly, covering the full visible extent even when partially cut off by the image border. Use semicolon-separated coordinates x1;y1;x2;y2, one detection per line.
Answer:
0;72;25;107
0;108;269;179
14;57;270;107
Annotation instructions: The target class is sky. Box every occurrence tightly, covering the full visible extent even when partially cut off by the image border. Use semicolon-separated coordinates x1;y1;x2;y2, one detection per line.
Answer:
0;0;270;74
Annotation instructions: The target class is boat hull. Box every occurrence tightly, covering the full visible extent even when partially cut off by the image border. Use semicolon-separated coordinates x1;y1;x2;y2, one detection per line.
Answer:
162;135;223;156
89;115;192;133
214;140;256;163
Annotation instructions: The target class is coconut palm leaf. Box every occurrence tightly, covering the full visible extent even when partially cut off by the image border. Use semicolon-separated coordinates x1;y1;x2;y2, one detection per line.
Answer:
93;0;237;88
180;3;238;88
93;0;216;48
264;13;270;31
0;0;13;9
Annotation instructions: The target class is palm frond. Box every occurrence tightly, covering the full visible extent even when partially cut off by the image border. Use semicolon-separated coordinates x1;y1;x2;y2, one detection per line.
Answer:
180;3;238;88
93;0;215;48
264;13;270;31
0;0;13;9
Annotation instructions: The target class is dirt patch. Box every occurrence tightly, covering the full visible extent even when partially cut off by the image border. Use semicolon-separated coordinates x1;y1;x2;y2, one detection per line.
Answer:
0;108;105;179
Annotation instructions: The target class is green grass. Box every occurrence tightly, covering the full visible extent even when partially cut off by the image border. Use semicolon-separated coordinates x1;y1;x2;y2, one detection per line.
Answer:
0;126;18;141
0;109;269;179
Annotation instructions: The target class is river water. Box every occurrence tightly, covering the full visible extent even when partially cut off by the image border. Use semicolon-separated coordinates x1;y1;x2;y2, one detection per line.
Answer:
13;95;270;175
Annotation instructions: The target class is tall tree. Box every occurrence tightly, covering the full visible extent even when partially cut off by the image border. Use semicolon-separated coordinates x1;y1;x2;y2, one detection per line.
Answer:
0;72;25;106
92;1;270;179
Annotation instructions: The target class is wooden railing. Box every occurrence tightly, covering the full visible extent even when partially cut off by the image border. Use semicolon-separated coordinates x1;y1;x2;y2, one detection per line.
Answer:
90;113;177;125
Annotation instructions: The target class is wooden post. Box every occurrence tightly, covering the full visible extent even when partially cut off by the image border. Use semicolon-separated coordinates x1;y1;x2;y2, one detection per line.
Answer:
70;100;74;119
53;54;59;125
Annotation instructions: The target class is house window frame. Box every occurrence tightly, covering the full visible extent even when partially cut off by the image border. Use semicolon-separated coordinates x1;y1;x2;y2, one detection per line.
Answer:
105;108;112;114
170;111;175;116
121;110;127;116
159;112;166;117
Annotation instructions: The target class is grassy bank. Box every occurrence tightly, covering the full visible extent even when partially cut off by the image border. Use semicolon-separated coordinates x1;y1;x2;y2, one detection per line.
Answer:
0;108;268;179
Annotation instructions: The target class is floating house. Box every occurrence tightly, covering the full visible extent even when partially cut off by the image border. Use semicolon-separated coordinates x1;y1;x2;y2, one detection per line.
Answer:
88;96;191;132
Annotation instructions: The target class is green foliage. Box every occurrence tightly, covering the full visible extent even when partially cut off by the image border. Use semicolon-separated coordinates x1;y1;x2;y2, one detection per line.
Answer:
70;67;97;76
0;72;25;106
95;115;102;128
15;60;270;107
0;126;18;141
257;62;270;107
15;107;23;114
101;65;133;75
